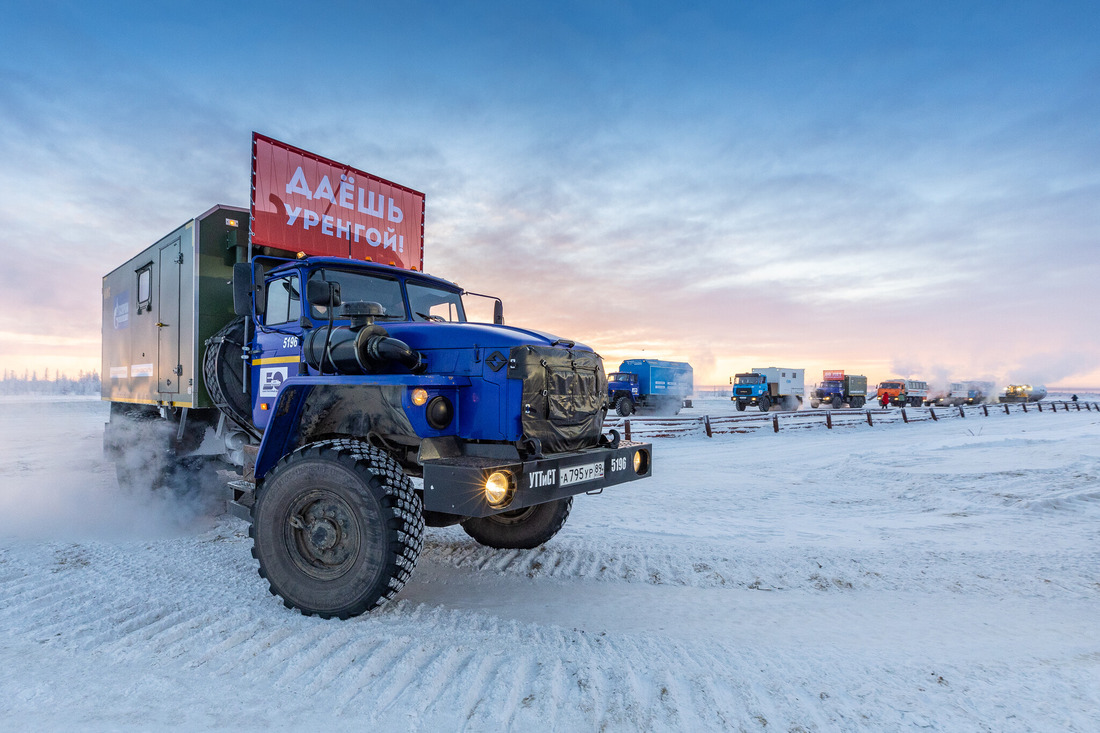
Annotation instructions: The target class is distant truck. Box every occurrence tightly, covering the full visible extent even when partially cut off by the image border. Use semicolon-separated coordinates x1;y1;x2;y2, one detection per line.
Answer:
810;370;867;408
1000;384;1047;403
608;359;693;416
731;367;805;412
962;381;994;405
876;379;929;407
930;381;992;406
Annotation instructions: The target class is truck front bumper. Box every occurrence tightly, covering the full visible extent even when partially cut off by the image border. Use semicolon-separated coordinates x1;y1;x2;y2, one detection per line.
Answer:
421;441;653;518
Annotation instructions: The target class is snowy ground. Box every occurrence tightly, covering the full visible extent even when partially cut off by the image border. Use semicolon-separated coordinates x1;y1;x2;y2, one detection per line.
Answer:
1;396;1098;731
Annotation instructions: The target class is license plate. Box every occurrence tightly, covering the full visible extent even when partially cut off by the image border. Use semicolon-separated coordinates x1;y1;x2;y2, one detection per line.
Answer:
559;462;605;487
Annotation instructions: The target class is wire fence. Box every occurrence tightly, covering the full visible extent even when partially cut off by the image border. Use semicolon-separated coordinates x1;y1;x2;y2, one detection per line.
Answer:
603;401;1099;441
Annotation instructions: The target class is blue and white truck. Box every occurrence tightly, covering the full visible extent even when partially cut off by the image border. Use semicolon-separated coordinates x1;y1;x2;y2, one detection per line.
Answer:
607;359;693;416
731;367;805;412
100;135;653;619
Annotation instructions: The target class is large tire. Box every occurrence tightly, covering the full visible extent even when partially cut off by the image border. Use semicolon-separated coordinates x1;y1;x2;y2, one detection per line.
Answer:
758;396;771;412
250;439;423;619
461;497;572;550
615;396;634;417
736;401;746;411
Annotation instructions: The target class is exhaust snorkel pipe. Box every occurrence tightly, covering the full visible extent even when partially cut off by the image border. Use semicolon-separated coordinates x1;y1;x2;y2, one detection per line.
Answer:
302;301;426;375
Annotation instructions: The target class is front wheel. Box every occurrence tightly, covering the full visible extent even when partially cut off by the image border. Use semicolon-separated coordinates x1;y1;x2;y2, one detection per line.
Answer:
736;401;746;411
758;396;771;412
461;497;573;549
615;396;635;417
250;439;424;619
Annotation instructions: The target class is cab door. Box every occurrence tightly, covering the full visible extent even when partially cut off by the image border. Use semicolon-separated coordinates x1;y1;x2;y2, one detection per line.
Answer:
252;272;304;429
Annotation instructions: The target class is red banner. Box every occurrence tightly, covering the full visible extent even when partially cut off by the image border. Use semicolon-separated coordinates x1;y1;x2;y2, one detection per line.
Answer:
250;133;425;270
823;370;845;381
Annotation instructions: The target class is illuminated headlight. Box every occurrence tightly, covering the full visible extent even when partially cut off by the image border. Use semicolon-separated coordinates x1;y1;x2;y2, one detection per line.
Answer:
632;449;650;475
411;388;429;406
425;396;454;429
484;471;514;508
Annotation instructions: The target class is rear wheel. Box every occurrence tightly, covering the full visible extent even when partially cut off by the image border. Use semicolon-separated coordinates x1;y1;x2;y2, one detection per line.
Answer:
615;396;634;417
250;439;423;618
461;497;573;550
758;396;771;412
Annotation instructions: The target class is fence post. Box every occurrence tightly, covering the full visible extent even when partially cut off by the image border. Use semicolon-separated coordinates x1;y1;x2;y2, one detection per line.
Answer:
1022;402;1028;413
825;411;833;429
1051;402;1057;412
1004;403;1010;414
1076;402;1081;411
959;406;965;419
772;414;780;433
1037;402;1042;412
982;404;989;417
901;407;909;423
624;420;631;441
866;410;873;426
703;415;712;438
930;407;938;421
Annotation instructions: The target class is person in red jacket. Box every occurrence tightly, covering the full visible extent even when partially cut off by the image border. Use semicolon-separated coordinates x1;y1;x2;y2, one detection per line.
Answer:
880;391;890;408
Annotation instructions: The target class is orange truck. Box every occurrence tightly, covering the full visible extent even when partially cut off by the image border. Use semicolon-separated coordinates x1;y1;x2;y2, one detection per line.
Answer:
876;379;929;407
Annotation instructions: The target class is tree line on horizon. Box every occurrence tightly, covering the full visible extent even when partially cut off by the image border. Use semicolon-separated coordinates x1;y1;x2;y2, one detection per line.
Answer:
0;369;101;395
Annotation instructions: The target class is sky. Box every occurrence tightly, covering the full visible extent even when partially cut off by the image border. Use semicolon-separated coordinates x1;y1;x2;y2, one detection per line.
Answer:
1;0;1098;390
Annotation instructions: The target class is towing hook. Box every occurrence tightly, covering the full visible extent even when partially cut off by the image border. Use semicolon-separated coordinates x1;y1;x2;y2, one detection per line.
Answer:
600;429;621;449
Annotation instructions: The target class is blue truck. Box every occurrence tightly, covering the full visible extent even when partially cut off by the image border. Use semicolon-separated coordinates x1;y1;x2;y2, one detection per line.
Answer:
101;139;653;619
810;371;868;409
731;367;806;412
607;359;693;416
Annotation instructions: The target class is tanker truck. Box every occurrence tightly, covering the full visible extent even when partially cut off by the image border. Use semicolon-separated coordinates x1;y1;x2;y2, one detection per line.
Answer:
101;134;653;619
607;359;693;416
1000;384;1047;403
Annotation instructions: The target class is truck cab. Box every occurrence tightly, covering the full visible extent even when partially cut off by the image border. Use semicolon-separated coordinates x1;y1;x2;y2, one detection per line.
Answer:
607;371;641;415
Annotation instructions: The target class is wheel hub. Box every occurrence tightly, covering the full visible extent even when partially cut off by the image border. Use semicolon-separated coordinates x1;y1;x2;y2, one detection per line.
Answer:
308;518;340;551
286;492;360;579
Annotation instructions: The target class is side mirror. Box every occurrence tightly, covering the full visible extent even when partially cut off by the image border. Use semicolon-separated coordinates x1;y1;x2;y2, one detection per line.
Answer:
307;279;341;308
493;299;504;325
232;263;253;317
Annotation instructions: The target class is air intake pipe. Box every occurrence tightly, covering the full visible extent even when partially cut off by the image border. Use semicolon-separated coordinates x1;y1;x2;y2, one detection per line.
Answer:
302;301;426;375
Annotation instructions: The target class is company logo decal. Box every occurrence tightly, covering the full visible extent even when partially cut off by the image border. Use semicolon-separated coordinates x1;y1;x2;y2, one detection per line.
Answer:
486;351;507;372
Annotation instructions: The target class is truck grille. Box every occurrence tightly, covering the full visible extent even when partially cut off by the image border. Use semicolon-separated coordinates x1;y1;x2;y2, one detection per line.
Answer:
734;387;752;396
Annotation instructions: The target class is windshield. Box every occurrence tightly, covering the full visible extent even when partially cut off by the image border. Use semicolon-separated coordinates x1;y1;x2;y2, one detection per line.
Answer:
407;281;466;323
308;269;406;320
609;373;637;383
735;374;764;385
881;381;903;390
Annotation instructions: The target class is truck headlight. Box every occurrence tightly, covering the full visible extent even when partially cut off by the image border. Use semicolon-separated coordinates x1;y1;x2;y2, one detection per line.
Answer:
425;396;453;429
411;388;429;406
632;449;650;475
484;471;514;508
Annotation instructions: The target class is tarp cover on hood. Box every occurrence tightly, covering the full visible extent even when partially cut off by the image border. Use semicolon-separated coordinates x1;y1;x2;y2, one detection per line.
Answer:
508;345;607;453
